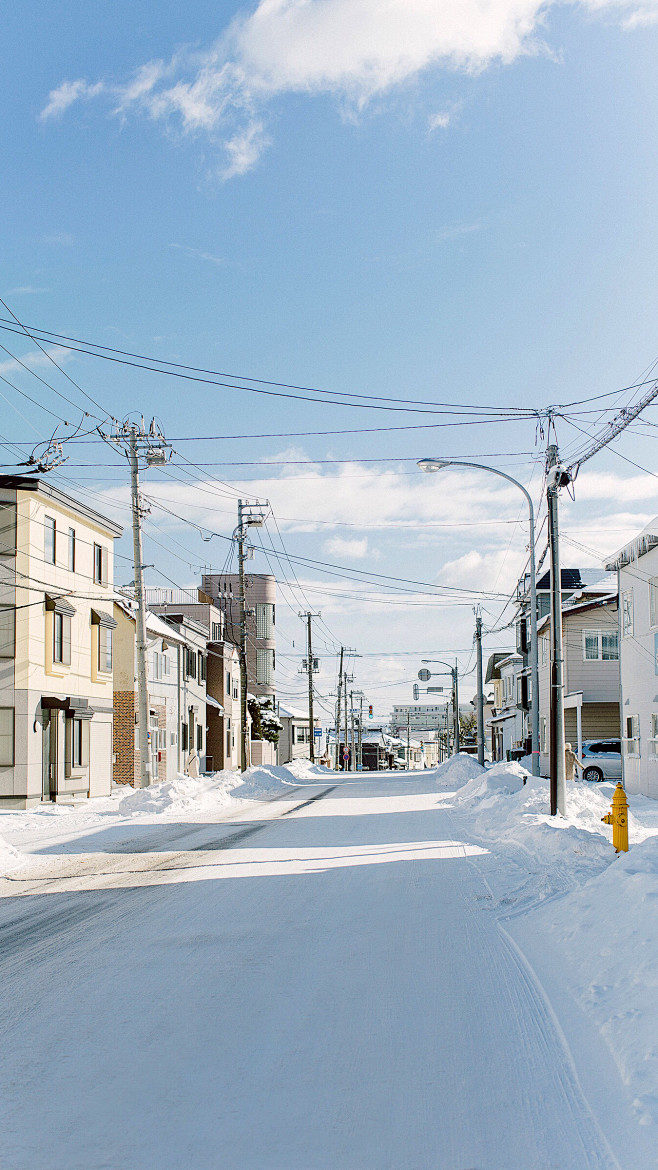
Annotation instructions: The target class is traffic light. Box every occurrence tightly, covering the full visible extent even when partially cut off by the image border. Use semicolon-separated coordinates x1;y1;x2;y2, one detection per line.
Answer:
368;705;373;719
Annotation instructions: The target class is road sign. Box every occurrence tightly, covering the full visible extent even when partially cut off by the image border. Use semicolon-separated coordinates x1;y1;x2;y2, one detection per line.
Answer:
314;727;322;737
413;683;420;701
418;668;431;682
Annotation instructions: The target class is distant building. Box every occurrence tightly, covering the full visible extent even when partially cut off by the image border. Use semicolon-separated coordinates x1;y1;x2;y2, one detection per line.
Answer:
277;705;321;765
202;572;276;702
0;475;121;807
485;651;524;761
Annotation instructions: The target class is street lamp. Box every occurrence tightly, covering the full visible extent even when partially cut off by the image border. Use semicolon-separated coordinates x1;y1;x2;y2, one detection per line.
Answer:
418;458;540;777
419;660;460;755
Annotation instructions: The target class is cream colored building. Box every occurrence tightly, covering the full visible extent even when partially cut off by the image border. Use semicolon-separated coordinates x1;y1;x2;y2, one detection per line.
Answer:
0;475;122;807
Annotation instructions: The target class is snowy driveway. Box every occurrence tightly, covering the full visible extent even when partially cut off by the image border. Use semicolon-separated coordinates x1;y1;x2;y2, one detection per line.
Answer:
0;773;635;1169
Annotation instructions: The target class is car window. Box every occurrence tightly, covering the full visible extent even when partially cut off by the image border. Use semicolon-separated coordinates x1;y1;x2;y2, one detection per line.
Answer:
600;741;621;754
587;742;603;753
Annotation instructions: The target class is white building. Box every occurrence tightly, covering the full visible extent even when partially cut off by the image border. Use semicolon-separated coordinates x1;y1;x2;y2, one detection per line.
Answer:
605;524;658;797
277;705;322;765
485;652;525;762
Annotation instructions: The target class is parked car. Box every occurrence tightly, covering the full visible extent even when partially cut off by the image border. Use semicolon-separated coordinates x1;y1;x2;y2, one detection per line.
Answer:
580;739;622;782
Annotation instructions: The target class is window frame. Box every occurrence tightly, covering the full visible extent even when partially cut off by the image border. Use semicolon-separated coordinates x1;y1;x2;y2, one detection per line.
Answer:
68;527;76;573
621;590;634;638
93;543;108;586
0;707;14;766
582;629;619;662
45;516;56;565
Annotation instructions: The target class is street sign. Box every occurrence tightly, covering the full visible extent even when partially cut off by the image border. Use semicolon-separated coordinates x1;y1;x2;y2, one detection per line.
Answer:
413;683;420;701
314;727;322;737
427;686;444;693
418;668;431;682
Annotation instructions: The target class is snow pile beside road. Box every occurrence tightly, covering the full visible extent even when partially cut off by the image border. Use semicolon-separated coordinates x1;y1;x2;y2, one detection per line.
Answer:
113;771;242;816
428;753;484;788
456;760;527;802
0;832;25;877
230;762;329;800
527;833;658;1126
284;759;334;780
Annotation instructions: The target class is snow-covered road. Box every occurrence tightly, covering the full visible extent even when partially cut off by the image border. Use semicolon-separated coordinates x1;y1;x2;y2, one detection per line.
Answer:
0;772;642;1169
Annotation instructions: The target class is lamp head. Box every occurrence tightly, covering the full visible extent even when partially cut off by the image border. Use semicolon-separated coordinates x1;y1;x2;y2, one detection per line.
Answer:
417;458;450;473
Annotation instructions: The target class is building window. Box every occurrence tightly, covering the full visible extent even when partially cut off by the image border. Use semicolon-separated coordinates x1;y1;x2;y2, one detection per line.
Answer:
198;652;206;682
93;543;108;586
255;603;274;640
66;716;89;773
583;630;619;661
0;707;14;765
212;622;221;641
99;625;112;673
0;503;16;556
181;723;188;752
624;714;640;756
68;528;76;573
649;713;658;759
540;635;548;666
0;606;15;658
185;647;197;679
45;516;56;564
196;725;203;752
622;590;634;637
256;648;274;685
540;717;548;755
226;669;231;696
53;612;71;665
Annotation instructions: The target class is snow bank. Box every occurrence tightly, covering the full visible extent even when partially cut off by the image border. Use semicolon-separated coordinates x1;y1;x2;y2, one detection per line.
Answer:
427;753;484;788
455;760;527;803
528;833;658;1126
0;832;25;878
113;771;242;816
229;761;332;800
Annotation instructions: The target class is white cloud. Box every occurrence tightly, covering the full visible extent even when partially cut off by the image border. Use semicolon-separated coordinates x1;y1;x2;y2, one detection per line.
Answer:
324;536;370;559
38;0;658;175
40;79;105;121
43;232;75;246
428;110;453;131
169;243;225;265
0;345;73;377
7;286;50;295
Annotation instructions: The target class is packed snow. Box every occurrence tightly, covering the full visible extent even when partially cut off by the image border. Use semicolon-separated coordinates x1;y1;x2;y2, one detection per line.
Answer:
2;755;658;1167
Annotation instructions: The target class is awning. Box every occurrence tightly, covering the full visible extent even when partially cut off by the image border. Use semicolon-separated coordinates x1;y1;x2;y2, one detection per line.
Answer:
206;695;225;714
45;593;75;617
41;696;94;719
91;609;117;629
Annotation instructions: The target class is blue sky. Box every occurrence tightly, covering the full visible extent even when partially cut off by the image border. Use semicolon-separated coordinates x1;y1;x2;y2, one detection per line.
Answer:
3;0;658;717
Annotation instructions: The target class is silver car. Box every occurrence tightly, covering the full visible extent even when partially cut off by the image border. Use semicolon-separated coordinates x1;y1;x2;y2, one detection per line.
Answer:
580;738;622;782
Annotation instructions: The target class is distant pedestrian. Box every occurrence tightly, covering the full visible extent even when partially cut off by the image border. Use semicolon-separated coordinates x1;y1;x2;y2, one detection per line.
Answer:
564;743;583;782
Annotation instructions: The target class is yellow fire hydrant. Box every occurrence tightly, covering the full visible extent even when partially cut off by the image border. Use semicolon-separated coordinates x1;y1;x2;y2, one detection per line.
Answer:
601;782;629;853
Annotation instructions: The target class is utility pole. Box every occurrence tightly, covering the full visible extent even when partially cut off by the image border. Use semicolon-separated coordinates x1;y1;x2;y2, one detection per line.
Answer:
237;500;249;775
407;711;411;768
104;418;170;789
474;609;485;766
453;661;460;755
301;612;319;762
343;673;349;771
358;694;363;772
350;690;355;772
128;427;152;790
547;444;567;815
334;647;344;770
236;499;267;773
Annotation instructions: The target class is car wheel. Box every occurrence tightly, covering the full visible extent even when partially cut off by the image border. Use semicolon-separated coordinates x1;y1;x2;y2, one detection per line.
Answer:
583;765;604;782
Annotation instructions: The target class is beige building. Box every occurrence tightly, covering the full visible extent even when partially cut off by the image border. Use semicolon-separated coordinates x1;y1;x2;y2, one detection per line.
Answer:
537;590;619;772
0;475;121;807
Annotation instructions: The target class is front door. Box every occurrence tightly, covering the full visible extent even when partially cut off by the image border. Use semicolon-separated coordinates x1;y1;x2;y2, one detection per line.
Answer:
42;712;57;800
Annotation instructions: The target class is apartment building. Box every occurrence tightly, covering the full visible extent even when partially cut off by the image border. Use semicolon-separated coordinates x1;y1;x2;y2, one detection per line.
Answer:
0;475;121;807
201;572;276;701
206;639;242;772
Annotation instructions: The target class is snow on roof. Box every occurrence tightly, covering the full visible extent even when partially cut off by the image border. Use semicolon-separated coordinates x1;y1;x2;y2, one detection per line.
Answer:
115;599;185;644
605;519;658;570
